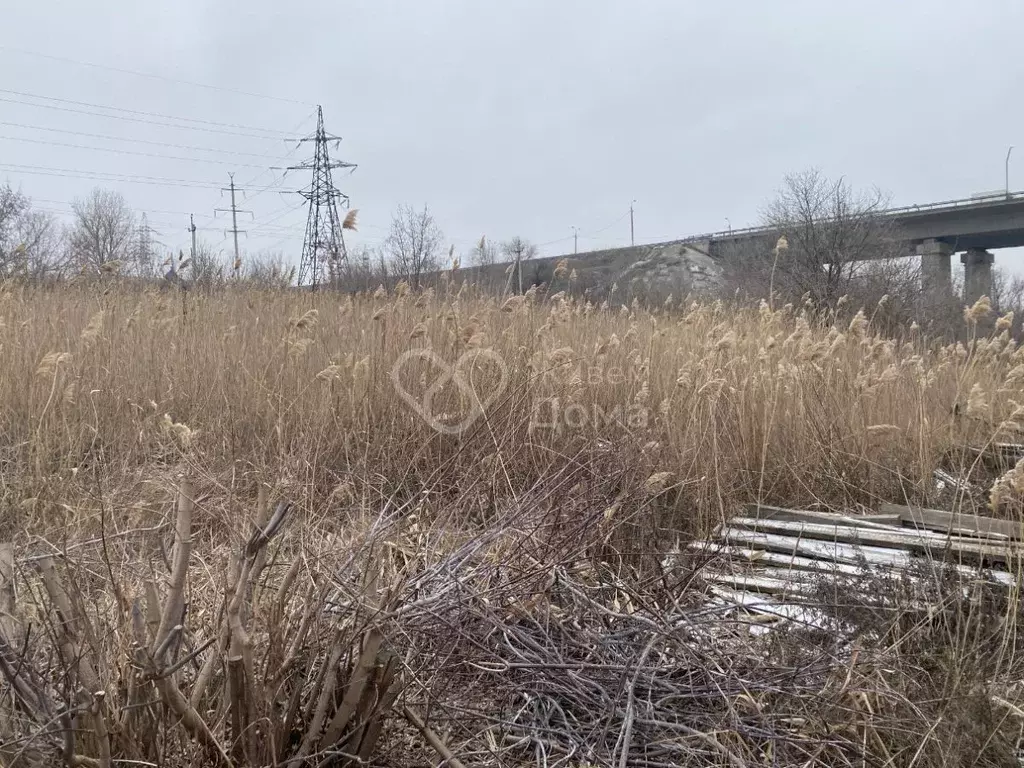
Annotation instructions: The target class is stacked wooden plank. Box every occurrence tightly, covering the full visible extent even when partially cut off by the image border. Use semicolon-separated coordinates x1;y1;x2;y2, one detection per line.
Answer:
974;442;1024;464
693;502;1023;630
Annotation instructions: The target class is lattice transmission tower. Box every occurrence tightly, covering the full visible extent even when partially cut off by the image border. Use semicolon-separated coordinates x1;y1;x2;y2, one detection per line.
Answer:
289;106;356;288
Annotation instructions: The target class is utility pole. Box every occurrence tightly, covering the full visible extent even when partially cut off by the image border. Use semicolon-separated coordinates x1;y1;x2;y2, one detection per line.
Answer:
215;173;251;266
188;214;197;262
289;105;357;289
630;200;636;246
572;226;578;254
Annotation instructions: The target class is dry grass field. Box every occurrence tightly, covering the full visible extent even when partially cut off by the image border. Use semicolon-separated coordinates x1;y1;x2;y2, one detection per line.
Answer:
1;278;1023;766
3;281;1019;527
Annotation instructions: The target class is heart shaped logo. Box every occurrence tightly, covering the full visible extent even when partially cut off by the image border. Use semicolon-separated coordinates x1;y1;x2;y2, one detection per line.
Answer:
391;348;509;434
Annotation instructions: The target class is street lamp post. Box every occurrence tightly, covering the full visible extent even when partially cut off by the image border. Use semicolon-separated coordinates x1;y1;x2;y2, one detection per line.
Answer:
1007;146;1014;198
725;217;732;233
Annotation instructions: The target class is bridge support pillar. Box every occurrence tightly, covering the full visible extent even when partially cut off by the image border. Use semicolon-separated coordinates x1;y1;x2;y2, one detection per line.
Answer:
917;239;954;298
961;248;994;305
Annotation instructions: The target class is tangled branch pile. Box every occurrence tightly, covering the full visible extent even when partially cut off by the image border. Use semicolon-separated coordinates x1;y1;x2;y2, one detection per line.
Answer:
2;469;1024;767
389;525;1024;767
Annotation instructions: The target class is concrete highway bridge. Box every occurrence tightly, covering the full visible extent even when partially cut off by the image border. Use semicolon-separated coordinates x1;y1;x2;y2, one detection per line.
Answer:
621;191;1024;302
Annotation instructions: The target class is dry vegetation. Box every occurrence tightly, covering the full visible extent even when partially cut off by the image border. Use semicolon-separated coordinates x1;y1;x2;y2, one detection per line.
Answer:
2;277;1024;766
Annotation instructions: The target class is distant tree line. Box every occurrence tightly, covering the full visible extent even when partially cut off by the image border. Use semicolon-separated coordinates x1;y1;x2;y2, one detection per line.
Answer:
0;184;541;293
3;175;1021;338
330;203;539;293
0;184;302;289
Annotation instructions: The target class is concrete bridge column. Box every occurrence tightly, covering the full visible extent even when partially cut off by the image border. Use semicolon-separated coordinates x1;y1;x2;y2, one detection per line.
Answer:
961;248;994;304
917;239;954;297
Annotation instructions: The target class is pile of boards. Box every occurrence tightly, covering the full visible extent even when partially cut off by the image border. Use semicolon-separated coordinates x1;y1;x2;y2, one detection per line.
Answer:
694;502;1022;630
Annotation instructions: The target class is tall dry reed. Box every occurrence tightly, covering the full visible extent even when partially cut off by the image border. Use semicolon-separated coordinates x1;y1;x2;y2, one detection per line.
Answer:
3;281;1024;767
0;281;1019;540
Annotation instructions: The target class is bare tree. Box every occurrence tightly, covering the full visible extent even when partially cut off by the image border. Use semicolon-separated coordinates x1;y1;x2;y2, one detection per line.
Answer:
500;236;538;264
16;209;65;279
992;268;1024;333
0;185;64;279
383;204;443;287
499;236;539;295
723;170;909;308
0;185;24;261
471;236;498;267
69;188;136;274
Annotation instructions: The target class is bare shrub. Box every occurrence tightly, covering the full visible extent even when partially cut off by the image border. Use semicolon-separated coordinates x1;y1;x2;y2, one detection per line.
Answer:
237;250;296;289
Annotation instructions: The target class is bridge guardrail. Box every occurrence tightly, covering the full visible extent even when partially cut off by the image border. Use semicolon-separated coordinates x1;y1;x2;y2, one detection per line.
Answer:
667;190;1024;245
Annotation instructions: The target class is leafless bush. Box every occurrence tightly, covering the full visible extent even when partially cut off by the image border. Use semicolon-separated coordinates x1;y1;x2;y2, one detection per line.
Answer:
188;241;227;292
331;243;390;293
237;250;296;289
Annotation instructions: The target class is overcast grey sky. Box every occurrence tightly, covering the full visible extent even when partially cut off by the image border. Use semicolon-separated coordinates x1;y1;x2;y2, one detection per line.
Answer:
2;1;1022;273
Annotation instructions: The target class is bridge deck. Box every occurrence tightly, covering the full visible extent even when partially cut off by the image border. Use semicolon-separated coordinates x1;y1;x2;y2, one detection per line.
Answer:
662;191;1024;255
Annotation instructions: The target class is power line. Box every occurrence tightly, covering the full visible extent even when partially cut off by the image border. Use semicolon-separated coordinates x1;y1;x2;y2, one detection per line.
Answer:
585;210;632;238
0;133;285;168
536;233;575;247
0;88;300;137
235;173;294;206
31;201;223;238
31;197;202;219
534;211;633;248
0;163;223;188
0;44;313;107
195;223;302;235
0;96;300;141
34;205;184;231
31;197;302;236
234;109;319;196
259;232;305;254
0;121;296;160
248;202;308;234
